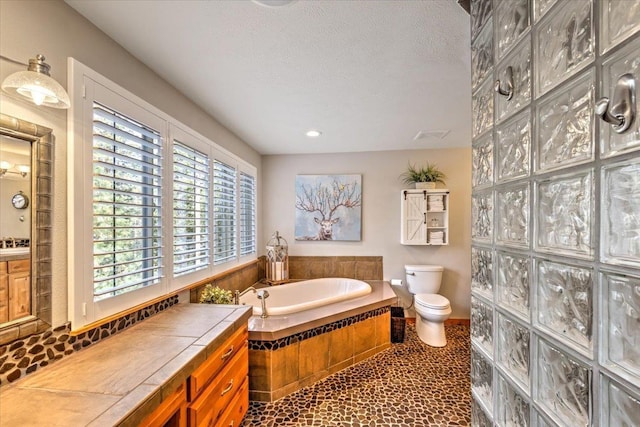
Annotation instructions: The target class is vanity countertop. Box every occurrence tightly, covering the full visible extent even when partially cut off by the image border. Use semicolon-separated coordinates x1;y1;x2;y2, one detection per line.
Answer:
0;303;252;426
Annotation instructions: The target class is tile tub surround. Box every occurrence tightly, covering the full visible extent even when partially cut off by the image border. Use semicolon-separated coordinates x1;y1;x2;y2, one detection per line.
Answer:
288;256;383;281
0;304;252;426
242;323;471;426
247;281;396;402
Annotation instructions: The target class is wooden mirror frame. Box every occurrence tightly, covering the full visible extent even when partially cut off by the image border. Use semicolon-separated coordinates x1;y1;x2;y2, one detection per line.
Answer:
0;113;53;346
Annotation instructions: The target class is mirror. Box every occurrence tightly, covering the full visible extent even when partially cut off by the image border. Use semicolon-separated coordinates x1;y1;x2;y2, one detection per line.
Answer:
0;114;53;345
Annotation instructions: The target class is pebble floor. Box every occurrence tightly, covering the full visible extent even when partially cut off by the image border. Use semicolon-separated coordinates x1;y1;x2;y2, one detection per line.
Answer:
241;323;471;427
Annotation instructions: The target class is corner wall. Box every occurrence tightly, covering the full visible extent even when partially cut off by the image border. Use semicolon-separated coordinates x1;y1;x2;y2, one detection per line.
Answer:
262;148;472;318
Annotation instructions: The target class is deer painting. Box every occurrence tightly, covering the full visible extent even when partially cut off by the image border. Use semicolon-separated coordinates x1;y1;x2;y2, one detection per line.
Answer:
295;175;362;241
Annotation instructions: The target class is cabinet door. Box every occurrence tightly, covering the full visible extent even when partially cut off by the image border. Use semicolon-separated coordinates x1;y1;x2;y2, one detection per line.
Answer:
0;262;8;323
8;271;30;321
402;192;427;244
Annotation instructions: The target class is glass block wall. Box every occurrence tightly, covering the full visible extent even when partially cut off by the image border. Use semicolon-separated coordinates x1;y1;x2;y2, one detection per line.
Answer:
470;0;640;425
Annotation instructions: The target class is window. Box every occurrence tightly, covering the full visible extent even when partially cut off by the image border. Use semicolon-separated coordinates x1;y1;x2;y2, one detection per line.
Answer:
69;59;257;330
173;141;210;277
240;172;257;256
213;159;237;265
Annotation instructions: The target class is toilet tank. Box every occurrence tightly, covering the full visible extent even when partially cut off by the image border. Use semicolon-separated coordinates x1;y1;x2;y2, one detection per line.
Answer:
404;265;444;294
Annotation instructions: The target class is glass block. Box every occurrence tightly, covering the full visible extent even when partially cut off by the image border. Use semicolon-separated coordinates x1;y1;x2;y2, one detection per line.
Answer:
535;411;554;427
472;132;494;188
536;339;590;426
600;42;640;158
536;70;595;172
496;108;531;183
471;0;493;41
472;246;493;298
496;183;529;247
472;19;494;91
497;374;530;427
472;190;494;243
533;0;558;23
536;170;593;258
495;0;530;59
496;38;531;123
536;259;593;354
497;251;530;319
473;78;495;138
472;398;493;427
603;376;640;427
497;313;530;390
471;296;494;356
602;159;640;267
600;0;640;53
472;346;494;411
534;0;594;97
602;273;640;382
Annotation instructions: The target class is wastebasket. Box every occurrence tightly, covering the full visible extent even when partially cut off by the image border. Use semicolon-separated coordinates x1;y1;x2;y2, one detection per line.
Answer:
390;306;406;343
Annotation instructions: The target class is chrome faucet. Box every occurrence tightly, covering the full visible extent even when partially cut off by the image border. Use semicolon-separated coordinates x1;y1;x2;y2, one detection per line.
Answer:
234;286;257;305
257;290;270;318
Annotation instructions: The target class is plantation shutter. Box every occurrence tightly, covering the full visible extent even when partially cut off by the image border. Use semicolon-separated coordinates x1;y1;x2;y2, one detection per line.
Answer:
92;102;163;299
173;141;210;276
239;172;256;256
213;159;237;264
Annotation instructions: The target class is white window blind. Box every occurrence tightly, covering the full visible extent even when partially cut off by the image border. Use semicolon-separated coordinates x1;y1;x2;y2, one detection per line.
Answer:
213;159;237;265
173;141;210;276
240;172;256;256
92;102;163;300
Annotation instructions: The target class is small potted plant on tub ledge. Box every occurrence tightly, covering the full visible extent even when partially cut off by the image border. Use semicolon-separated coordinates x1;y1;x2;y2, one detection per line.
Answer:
400;162;446;189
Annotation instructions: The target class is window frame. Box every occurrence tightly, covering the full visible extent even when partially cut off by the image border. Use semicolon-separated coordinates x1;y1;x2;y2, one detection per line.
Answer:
68;59;258;330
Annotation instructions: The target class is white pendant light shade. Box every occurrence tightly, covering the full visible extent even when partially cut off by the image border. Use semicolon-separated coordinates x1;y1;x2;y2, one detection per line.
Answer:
1;54;70;109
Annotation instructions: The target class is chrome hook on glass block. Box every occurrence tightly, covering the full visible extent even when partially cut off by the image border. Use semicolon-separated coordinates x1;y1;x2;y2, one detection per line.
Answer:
494;66;514;100
596;73;636;134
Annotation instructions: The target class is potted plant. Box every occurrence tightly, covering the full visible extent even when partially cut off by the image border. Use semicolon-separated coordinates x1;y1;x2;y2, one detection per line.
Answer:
199;284;234;304
400;162;446;189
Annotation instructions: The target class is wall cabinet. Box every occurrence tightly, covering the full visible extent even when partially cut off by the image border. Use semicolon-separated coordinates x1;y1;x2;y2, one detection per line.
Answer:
401;189;449;245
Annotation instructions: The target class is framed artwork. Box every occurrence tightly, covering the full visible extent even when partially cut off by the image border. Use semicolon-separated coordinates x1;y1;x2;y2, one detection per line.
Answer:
295;174;362;241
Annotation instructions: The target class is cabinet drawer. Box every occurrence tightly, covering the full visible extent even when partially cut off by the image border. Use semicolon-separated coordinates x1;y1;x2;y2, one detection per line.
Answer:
188;326;248;400
215;377;249;427
140;382;187;427
7;259;30;274
188;345;248;427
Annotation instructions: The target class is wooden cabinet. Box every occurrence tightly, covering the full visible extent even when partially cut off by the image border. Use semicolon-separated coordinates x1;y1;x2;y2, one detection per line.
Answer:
187;326;249;427
140;383;187;427
0;258;31;322
401;189;449;245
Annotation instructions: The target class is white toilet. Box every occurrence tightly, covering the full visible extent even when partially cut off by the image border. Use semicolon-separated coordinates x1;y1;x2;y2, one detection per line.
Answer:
405;264;451;347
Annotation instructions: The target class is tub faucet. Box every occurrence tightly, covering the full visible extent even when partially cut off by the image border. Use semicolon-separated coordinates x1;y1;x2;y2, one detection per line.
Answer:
257;290;270;318
234;286;257;305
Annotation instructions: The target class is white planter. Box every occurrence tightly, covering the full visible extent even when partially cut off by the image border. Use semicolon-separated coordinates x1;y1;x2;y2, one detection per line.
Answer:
415;182;436;189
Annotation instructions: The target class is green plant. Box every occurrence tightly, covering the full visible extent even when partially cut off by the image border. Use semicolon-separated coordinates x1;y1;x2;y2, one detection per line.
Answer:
399;162;446;185
199;284;234;304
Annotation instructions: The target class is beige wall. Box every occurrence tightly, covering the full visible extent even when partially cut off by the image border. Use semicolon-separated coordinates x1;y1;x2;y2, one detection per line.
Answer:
0;0;261;327
262;148;472;318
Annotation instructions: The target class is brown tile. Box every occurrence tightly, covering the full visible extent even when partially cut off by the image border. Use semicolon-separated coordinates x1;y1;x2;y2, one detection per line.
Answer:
298;333;330;380
248;349;271;391
353;317;376;356
328;326;353;366
376;312;391;347
271;342;299;390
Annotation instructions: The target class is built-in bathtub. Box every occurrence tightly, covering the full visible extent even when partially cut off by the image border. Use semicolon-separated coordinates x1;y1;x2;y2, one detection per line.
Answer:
239;277;372;316
243;279;396;401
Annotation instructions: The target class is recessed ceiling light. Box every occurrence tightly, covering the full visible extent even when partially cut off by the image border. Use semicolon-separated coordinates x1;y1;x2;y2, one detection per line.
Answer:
252;0;297;8
413;130;450;141
306;130;322;138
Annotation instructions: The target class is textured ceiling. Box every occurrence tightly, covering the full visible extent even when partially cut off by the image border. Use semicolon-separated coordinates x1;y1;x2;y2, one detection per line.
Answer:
66;0;471;155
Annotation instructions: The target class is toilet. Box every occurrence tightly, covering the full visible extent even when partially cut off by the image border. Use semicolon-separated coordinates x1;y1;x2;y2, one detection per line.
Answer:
405;264;451;347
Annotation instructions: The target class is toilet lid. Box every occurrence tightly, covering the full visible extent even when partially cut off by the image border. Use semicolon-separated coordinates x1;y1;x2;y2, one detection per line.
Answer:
415;294;450;309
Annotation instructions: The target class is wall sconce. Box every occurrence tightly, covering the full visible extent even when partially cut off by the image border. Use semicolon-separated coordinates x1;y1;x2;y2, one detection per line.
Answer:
0;161;30;178
1;54;70;109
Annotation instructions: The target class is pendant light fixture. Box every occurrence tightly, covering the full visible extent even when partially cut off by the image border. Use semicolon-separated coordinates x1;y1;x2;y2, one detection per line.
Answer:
1;54;70;109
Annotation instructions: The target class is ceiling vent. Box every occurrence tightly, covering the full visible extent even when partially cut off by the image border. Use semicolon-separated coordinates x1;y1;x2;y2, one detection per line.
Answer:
414;130;450;141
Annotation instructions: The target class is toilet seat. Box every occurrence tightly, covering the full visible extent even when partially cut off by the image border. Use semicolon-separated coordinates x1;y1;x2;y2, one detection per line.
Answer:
415;293;450;310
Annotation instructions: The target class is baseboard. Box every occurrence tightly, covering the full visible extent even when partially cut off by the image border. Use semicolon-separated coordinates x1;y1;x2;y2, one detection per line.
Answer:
405;317;470;326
